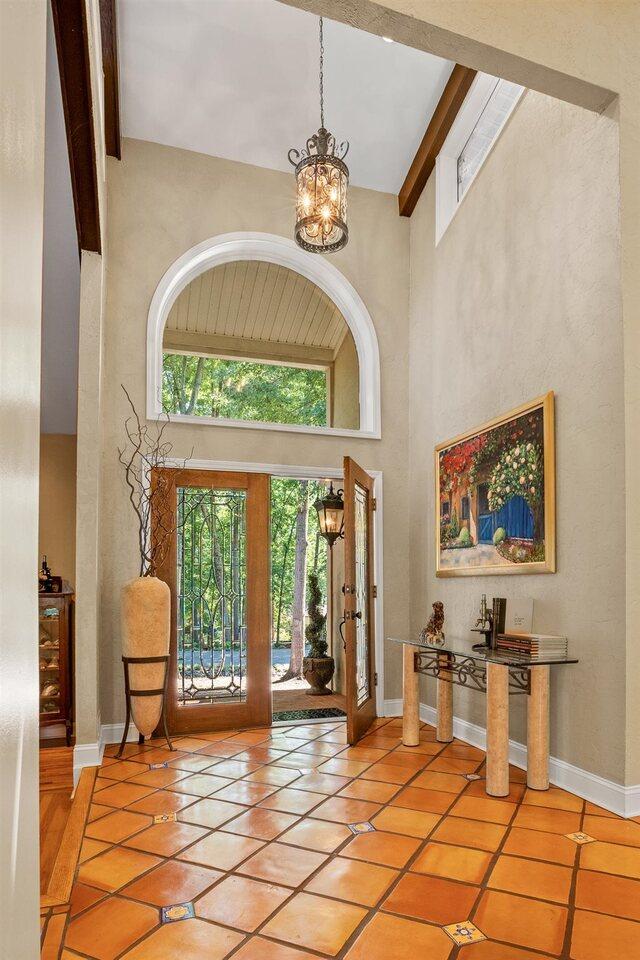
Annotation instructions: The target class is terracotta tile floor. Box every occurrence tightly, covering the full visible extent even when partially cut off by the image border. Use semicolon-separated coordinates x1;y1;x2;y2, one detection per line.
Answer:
40;718;640;959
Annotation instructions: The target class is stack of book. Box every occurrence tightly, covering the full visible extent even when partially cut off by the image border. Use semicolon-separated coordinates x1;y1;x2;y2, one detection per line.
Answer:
496;632;568;659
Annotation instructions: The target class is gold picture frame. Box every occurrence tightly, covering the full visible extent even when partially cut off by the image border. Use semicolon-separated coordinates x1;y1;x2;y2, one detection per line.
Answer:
435;392;556;578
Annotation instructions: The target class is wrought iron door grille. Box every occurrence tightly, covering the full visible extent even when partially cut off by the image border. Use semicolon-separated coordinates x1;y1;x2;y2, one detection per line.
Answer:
177;487;247;705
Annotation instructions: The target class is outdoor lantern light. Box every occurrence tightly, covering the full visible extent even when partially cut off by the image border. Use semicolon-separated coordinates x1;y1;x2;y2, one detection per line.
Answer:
314;482;345;548
288;17;349;254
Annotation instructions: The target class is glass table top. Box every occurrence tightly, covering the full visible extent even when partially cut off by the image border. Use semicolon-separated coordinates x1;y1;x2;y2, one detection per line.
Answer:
387;635;578;668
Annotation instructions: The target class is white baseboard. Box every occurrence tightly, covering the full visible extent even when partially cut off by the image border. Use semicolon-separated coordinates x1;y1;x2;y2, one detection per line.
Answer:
73;721;140;785
72;741;103;784
382;699;404;717
76;705;640;818
40;723;67;739
383;699;640;819
100;722;141;746
73;712;342;782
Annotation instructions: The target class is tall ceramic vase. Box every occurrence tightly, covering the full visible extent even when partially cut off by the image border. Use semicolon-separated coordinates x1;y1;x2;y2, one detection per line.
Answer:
121;576;171;738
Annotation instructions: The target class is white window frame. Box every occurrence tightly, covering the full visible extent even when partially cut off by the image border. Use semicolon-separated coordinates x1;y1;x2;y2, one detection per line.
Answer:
162;348;332;428
147;232;382;439
435;73;525;244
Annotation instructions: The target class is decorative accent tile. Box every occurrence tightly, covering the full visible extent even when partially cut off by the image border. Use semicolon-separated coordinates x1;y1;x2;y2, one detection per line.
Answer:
161;901;195;924
443;921;486;946
60;717;640;960
566;832;597;845
153;812;177;824
348;821;376;835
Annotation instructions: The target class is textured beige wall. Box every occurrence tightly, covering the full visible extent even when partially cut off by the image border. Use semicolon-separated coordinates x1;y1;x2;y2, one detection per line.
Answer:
73;0;107;749
284;0;640;791
333;331;360;430
0;1;46;956
75;251;106;745
409;91;624;782
100;138;410;724
39;434;77;585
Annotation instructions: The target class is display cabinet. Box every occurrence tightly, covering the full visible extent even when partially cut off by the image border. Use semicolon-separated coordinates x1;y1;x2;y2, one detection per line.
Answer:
39;585;73;744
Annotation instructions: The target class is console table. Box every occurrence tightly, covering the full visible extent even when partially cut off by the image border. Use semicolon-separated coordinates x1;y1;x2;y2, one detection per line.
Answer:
389;636;577;797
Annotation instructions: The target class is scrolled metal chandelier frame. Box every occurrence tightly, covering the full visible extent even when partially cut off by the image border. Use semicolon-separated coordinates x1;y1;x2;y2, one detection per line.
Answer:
288;17;349;254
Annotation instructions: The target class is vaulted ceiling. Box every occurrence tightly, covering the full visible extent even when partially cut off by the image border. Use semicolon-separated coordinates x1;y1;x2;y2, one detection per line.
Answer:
118;0;455;194
165;261;348;354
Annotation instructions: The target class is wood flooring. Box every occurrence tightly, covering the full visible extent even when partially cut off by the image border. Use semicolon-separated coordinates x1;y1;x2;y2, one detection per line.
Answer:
40;745;74;894
40;744;95;908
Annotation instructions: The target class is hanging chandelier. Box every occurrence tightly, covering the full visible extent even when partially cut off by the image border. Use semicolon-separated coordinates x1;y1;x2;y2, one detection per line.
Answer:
288;17;349;254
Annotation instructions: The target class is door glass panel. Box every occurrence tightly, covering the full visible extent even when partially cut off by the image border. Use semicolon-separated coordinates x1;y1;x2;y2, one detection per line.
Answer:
176;486;247;705
354;481;370;707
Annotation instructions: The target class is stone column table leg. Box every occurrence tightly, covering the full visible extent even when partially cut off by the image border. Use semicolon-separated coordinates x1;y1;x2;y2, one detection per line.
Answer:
402;644;420;747
436;653;453;743
527;665;550;790
486;662;509;796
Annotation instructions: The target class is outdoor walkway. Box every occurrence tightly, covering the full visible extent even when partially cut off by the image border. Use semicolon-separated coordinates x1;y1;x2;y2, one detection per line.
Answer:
40;718;640;959
440;544;512;569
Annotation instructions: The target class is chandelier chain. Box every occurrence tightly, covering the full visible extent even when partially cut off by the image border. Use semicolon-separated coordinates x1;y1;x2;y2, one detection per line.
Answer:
319;16;324;129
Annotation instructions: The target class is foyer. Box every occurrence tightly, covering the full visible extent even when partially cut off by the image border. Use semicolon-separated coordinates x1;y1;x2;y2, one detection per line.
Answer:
3;2;640;960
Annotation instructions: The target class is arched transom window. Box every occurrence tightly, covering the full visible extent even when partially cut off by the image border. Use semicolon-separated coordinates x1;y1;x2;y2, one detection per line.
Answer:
146;233;381;438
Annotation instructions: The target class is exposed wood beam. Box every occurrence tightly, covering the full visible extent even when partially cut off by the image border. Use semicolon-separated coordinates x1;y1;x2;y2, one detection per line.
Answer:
51;0;101;253
277;1;614;115
100;0;121;159
398;64;476;218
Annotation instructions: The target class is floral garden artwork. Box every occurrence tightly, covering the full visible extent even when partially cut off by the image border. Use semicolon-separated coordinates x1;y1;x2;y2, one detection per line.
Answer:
435;393;556;577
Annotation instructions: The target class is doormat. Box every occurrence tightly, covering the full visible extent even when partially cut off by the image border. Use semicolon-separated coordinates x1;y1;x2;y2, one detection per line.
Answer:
272;708;347;722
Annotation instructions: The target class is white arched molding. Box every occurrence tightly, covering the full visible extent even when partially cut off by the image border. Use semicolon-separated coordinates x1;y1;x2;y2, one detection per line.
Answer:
146;232;381;439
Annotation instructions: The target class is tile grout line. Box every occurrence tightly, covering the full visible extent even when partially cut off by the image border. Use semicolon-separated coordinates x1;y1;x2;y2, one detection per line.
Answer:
58;717;639;960
66;718;424;957
77;725;613;953
558;795;586;960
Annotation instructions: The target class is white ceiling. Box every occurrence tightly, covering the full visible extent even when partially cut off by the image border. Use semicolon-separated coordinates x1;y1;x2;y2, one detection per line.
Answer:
118;0;454;194
165;261;347;352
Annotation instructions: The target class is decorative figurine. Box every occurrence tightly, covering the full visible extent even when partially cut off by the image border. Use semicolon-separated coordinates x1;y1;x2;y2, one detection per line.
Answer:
421;601;445;646
38;556;52;592
471;593;493;650
476;594;491;632
471;594;506;650
38;555;62;593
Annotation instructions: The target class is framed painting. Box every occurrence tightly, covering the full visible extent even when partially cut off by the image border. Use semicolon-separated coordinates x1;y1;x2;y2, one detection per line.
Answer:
435;392;556;577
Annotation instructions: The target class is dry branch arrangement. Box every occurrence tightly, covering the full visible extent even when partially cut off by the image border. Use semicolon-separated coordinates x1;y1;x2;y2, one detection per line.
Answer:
118;385;192;577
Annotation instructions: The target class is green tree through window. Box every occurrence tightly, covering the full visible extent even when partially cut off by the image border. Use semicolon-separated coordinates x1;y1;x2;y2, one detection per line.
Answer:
271;478;327;683
162;353;327;427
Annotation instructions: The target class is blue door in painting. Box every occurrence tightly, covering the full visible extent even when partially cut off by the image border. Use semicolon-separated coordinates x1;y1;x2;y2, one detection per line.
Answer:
477;483;534;543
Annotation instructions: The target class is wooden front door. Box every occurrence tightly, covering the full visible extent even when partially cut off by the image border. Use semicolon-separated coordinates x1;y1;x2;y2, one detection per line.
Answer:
154;468;271;734
343;456;377;744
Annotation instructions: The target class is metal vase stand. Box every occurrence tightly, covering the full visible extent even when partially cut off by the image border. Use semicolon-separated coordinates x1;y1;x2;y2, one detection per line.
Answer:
116;654;174;758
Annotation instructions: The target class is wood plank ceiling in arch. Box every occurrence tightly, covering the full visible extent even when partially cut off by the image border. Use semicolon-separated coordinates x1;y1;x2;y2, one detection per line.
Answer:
164;260;349;356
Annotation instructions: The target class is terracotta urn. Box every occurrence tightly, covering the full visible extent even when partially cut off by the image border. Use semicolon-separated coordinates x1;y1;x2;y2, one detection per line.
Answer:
121;576;171;737
303;656;335;696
